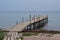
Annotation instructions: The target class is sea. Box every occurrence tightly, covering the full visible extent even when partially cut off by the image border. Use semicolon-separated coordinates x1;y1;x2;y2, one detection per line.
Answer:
0;11;60;31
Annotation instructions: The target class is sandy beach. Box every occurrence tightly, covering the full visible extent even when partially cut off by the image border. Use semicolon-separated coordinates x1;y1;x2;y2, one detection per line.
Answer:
23;33;60;40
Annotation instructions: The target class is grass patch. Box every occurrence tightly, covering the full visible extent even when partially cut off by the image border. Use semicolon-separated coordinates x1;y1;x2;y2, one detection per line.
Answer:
22;32;39;36
0;30;5;40
22;32;32;36
16;38;19;40
34;32;39;36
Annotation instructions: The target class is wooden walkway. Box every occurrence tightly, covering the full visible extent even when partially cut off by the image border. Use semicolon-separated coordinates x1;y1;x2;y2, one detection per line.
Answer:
5;16;48;32
3;15;48;40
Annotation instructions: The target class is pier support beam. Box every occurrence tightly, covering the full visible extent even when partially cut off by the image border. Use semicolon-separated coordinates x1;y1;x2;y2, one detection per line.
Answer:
33;23;36;30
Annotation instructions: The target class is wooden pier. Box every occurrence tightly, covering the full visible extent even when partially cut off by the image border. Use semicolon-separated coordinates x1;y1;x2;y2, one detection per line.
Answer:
3;14;48;40
5;15;48;32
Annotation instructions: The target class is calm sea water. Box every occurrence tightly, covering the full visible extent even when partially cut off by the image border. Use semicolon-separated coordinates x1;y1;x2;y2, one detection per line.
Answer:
0;11;60;31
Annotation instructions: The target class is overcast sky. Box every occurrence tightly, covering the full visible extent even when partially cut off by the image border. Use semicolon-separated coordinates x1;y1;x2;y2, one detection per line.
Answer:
0;0;60;11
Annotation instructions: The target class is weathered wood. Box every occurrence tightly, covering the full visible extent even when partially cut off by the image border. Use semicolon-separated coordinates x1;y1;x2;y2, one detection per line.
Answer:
5;15;48;32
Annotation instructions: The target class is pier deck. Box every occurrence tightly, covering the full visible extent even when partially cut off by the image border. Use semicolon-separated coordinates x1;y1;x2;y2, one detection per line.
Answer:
6;16;48;32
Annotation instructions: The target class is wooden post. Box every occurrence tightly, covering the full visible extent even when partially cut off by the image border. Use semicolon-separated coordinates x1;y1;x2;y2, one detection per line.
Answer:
29;14;31;24
38;16;40;28
34;14;35;22
47;15;48;22
29;14;31;31
36;16;39;22
33;14;35;30
39;16;40;21
37;16;38;21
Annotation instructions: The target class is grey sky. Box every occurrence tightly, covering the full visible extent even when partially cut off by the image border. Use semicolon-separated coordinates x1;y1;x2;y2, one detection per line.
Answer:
0;0;60;11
